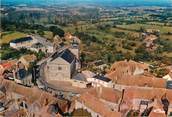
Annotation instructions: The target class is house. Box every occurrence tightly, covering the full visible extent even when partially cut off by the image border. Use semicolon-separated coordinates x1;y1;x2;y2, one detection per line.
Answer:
10;35;54;53
121;87;172;116
10;36;37;49
72;70;113;88
71;70;95;88
46;49;77;81
143;34;158;50
33;35;54;53
106;60;149;82
0;60;17;75
73;87;122;117
18;54;37;70
29;42;46;53
116;75;166;88
87;75;113;88
0;79;68;117
109;60;149;75
163;72;172;81
0;60;17;79
72;73;91;88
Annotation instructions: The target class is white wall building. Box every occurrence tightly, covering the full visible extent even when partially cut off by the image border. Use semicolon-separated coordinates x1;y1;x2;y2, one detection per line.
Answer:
10;36;37;49
87;75;113;88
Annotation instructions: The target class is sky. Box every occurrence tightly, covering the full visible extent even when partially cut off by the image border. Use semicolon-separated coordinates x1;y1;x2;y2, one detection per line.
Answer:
1;0;172;7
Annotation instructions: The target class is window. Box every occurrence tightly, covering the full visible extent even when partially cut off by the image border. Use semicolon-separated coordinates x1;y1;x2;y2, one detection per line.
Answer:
58;66;62;70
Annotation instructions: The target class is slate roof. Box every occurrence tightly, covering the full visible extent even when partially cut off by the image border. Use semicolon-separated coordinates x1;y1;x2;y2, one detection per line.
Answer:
93;75;111;82
11;37;33;43
51;49;75;63
72;73;87;81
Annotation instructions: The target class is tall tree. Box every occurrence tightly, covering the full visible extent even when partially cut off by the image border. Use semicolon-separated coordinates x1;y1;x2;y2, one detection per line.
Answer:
49;26;64;37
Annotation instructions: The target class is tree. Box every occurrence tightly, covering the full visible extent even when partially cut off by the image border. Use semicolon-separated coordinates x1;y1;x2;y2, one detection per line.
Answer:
37;29;44;36
105;53;113;63
36;50;45;60
49;26;64;37
156;68;168;77
114;53;124;61
140;26;145;32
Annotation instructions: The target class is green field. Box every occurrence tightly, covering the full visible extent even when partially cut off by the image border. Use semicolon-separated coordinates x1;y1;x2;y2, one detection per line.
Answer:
117;23;172;34
63;22;172;64
0;31;27;44
43;31;53;40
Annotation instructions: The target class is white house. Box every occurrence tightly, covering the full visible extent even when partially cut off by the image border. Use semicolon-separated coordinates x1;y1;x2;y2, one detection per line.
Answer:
72;70;113;88
10;36;37;49
87;75;113;88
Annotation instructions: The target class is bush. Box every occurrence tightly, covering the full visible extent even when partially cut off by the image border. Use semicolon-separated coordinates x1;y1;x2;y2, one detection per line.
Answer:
155;68;169;77
37;29;44;36
113;31;126;38
49;26;65;37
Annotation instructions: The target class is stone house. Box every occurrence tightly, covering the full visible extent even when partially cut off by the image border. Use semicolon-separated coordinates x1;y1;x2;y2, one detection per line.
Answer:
46;49;78;81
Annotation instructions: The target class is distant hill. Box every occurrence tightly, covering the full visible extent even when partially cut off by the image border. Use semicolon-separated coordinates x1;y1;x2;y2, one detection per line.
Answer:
1;0;172;7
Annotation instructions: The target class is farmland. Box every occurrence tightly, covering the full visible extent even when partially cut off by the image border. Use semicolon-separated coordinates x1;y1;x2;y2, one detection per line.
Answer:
0;32;27;44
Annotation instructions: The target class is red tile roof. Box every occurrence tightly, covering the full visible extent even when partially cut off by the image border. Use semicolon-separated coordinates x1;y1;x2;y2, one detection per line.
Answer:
106;60;150;83
123;87;172;104
116;75;166;88
1;79;68;113
78;92;122;117
88;87;122;103
109;60;149;73
0;60;16;70
148;109;166;117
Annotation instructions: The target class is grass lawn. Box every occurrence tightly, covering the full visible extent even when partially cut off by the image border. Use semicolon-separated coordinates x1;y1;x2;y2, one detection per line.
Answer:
163;52;172;57
0;31;27;44
161;34;172;41
43;31;53;40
